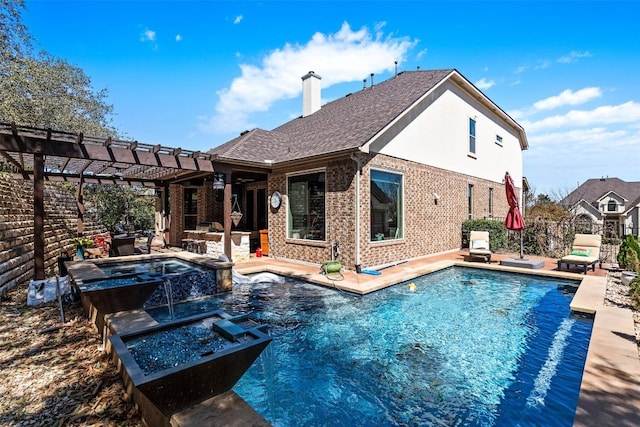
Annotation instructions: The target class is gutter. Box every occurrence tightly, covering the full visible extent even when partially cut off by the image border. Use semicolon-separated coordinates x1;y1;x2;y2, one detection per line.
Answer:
350;152;362;272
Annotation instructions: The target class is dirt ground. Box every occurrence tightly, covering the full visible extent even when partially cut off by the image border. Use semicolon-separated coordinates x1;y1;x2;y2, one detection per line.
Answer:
1;270;638;427
0;286;142;427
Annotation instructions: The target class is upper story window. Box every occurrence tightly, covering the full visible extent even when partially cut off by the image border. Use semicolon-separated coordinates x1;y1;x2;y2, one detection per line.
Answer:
370;169;403;241
469;118;476;154
607;200;617;212
495;134;503;147
287;171;326;241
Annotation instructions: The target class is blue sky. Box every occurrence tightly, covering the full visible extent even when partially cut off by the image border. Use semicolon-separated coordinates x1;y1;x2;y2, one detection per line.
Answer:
22;0;640;196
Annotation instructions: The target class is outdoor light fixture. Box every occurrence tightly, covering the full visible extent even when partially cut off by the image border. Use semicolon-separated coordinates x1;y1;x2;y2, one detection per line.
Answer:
212;172;225;190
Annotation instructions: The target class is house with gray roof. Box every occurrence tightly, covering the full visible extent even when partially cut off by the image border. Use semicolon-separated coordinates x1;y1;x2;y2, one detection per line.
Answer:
560;177;640;238
167;69;528;271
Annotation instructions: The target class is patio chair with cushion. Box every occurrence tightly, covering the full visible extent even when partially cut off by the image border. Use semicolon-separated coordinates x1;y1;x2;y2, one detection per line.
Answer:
557;233;602;274
469;230;492;263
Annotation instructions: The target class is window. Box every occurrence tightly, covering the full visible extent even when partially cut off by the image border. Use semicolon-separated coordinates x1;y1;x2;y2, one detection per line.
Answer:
468;184;474;219
495;134;503;146
370;169;403;241
469;118;476;154
183;188;198;230
488;187;493;217
607;200;617;212
287;171;325;240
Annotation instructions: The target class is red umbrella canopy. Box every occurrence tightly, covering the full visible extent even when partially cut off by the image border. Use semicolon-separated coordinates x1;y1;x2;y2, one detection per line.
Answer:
504;172;525;231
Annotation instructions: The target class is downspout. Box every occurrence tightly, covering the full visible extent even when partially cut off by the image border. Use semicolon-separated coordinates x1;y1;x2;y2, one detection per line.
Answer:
350;152;362;272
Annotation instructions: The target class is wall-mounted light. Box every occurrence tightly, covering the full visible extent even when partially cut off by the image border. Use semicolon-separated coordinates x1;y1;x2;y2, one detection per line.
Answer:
212;172;225;190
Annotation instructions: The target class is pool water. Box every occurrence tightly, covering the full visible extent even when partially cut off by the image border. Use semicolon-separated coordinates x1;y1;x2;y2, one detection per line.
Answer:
95;257;208;276
148;267;592;426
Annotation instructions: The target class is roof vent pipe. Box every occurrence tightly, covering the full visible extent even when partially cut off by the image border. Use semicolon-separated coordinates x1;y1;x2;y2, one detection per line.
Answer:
301;71;322;117
362;79;366;91
370;73;374;87
394;60;398;77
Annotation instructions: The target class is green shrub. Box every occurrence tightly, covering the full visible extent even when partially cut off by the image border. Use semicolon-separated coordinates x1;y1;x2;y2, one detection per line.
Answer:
461;219;507;251
630;275;640;310
617;235;640;271
623;247;640;273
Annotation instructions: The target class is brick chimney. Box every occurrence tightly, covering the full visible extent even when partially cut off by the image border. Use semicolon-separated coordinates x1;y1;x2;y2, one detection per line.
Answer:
301;71;321;117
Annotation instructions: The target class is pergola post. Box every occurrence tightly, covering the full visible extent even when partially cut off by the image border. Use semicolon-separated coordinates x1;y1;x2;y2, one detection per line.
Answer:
33;153;45;280
223;171;232;261
77;175;85;235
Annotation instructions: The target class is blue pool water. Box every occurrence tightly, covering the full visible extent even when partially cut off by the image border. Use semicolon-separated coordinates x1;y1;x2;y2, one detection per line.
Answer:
95;257;208;276
147;267;592;426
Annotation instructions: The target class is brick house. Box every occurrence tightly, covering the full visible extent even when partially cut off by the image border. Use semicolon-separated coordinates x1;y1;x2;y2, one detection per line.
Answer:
168;69;528;271
560;177;640;238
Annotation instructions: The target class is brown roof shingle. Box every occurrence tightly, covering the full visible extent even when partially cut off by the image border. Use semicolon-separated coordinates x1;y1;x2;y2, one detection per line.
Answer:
208;69;455;164
561;177;640;211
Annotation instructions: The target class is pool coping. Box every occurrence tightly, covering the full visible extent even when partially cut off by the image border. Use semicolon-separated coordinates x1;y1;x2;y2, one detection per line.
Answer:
236;258;640;426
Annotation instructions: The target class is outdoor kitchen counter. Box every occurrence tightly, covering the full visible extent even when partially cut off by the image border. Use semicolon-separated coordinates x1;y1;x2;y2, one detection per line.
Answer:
184;231;251;262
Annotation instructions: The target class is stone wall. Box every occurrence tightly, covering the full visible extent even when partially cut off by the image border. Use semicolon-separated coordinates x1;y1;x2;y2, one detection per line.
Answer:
0;174;107;293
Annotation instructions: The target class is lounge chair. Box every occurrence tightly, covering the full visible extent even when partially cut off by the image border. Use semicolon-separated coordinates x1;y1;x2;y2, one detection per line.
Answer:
469;230;492;263
557;233;602;274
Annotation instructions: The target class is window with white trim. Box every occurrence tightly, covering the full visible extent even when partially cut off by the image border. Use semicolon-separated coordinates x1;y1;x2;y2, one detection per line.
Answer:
469;118;476;154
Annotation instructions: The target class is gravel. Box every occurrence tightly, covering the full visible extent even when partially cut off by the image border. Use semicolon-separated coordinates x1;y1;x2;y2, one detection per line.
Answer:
603;270;640;350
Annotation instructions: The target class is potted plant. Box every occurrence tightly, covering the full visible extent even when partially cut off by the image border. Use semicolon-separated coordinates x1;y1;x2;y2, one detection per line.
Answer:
72;237;95;260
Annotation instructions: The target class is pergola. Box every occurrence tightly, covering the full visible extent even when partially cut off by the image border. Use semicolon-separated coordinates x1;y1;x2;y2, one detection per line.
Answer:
0;122;245;280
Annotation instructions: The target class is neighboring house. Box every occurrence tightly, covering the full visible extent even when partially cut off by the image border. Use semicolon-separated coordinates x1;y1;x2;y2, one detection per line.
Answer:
169;69;528;270
560;177;640;238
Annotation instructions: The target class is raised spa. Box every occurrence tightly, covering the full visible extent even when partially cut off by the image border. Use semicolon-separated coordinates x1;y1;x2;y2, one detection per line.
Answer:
109;309;271;427
67;254;233;334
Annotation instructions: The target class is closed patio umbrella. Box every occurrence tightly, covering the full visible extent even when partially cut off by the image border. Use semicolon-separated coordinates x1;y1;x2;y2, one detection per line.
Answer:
504;171;525;259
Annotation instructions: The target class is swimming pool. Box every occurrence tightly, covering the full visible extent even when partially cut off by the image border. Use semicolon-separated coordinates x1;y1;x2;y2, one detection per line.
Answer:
147;266;592;426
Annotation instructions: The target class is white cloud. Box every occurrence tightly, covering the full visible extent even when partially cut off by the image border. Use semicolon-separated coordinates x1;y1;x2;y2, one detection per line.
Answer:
557;51;593;64
234;15;243;24
533;87;602;111
514;65;528;74
140;29;156;42
524;125;640;194
521;101;640;132
534;59;551;70
175;34;182;42
475;78;495;90
528;127;627;147
199;22;418;134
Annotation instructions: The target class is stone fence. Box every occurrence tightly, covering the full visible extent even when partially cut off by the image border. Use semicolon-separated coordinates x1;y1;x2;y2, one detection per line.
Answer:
0;174;107;293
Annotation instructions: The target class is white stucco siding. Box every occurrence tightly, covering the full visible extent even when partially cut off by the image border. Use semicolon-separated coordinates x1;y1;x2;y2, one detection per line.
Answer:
376;81;524;187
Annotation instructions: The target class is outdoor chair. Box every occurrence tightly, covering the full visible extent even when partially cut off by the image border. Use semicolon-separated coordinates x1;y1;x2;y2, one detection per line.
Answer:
110;236;136;257
468;230;492;263
557;233;602;274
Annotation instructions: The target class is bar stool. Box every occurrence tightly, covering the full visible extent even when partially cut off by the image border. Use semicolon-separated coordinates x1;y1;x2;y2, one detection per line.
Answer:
193;240;206;254
181;238;194;251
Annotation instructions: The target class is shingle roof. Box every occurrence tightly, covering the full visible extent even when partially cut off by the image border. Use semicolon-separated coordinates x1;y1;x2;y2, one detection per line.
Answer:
208;69;455;164
561;177;640;210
